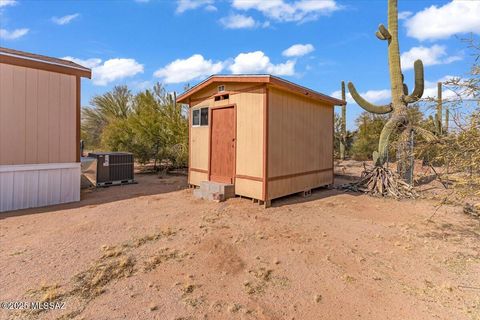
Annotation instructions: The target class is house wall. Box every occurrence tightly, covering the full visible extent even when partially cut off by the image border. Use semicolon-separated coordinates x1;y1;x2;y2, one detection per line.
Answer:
267;87;334;200
188;83;265;200
0;63;80;212
0;63;77;165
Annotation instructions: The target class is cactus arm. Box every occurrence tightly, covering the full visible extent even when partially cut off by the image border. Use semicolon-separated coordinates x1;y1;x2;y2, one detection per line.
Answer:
403;60;424;103
376;24;391;41
348;82;393;114
412;125;437;142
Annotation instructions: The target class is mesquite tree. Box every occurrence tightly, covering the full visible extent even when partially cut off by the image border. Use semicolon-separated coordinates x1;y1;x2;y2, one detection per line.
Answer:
347;0;425;180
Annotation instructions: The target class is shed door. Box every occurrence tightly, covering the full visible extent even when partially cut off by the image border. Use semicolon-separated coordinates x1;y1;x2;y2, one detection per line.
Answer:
210;106;235;184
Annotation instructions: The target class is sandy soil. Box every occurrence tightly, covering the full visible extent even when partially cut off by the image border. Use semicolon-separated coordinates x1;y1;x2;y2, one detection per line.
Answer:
0;166;479;320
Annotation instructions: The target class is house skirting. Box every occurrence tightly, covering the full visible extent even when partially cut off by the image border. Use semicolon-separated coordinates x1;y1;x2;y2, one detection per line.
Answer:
0;162;80;212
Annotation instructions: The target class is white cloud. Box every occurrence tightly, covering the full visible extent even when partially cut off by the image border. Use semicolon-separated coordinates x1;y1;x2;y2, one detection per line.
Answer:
398;11;412;20
332;88;390;104
51;13;80;25
205;4;217;11
232;0;339;22
176;0;214;13
134;0;150;3
0;0;16;7
154;54;224;84
401;45;462;70
229;51;295;76
282;43;314;57
62;56;144;86
62;56;103;69
0;28;28;40
405;0;480;41
220;14;256;29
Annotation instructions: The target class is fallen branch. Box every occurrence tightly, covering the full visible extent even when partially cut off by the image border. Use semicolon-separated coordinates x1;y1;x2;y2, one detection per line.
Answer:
429;165;449;189
339;166;417;199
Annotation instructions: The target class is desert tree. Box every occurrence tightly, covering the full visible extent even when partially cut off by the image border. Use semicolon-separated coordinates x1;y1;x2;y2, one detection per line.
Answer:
81;86;133;148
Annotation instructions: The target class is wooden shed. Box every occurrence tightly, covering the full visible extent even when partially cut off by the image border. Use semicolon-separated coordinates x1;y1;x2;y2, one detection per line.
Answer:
0;47;91;212
177;75;344;207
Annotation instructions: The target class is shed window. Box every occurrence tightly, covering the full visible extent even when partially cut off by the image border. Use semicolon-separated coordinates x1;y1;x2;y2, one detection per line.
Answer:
218;85;225;92
192;107;208;126
200;108;209;126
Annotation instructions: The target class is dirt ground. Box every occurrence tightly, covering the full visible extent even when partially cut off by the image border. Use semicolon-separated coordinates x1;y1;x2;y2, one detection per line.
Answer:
1;163;479;320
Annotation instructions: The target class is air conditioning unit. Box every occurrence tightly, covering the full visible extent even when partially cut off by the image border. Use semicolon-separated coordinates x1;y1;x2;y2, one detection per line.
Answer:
82;152;135;187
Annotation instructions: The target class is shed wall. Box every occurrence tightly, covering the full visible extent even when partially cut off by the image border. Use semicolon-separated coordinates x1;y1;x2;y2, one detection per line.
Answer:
0;63;77;165
188;83;264;199
267;87;333;200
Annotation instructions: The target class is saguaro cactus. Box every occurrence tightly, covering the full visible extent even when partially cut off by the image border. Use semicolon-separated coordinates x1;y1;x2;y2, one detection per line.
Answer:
435;82;443;135
348;0;424;173
340;81;347;160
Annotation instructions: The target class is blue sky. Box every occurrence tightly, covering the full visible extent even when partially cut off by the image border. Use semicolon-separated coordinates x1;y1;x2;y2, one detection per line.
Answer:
1;0;479;129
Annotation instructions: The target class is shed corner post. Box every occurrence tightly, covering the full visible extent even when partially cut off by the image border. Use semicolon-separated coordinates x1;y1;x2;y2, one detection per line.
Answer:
187;99;191;186
76;76;81;163
262;84;270;206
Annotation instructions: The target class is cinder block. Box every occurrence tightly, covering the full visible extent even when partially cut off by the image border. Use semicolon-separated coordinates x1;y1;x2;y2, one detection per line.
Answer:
195;181;235;202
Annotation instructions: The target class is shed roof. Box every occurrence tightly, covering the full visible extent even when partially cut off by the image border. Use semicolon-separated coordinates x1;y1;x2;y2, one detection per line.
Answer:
0;47;91;78
177;74;345;106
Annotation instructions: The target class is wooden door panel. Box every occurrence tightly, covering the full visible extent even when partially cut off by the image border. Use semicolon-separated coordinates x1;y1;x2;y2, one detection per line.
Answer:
210;107;235;184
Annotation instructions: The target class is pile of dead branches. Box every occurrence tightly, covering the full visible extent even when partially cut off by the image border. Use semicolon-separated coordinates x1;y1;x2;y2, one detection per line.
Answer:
341;166;417;199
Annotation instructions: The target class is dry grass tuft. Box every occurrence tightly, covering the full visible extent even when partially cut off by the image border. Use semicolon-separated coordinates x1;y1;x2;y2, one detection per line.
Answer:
131;229;176;248
27;283;62;302
73;255;135;299
143;248;188;272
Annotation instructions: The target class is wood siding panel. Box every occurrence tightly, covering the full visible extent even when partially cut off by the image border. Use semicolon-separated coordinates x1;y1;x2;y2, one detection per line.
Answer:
234;178;262;200
190;126;209;171
230;84;264;181
189;170;208;186
267;87;333;200
37;70;50;163
48;72;61;163
0;64;14;164
0;64;77;165
59;74;72;162
268;170;332;200
13;66;27;164
25;68;39;163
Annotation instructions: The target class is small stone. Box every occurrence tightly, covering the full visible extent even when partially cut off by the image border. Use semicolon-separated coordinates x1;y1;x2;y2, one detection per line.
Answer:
149;304;158;311
314;294;322;303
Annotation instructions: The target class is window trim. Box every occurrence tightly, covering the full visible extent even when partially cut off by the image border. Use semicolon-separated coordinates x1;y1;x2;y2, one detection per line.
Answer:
192;106;209;127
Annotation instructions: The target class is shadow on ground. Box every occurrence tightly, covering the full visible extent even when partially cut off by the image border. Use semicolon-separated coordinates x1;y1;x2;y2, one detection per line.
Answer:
0;173;188;220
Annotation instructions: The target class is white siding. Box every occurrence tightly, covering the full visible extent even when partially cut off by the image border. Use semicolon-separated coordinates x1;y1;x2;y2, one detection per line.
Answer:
0;163;80;212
